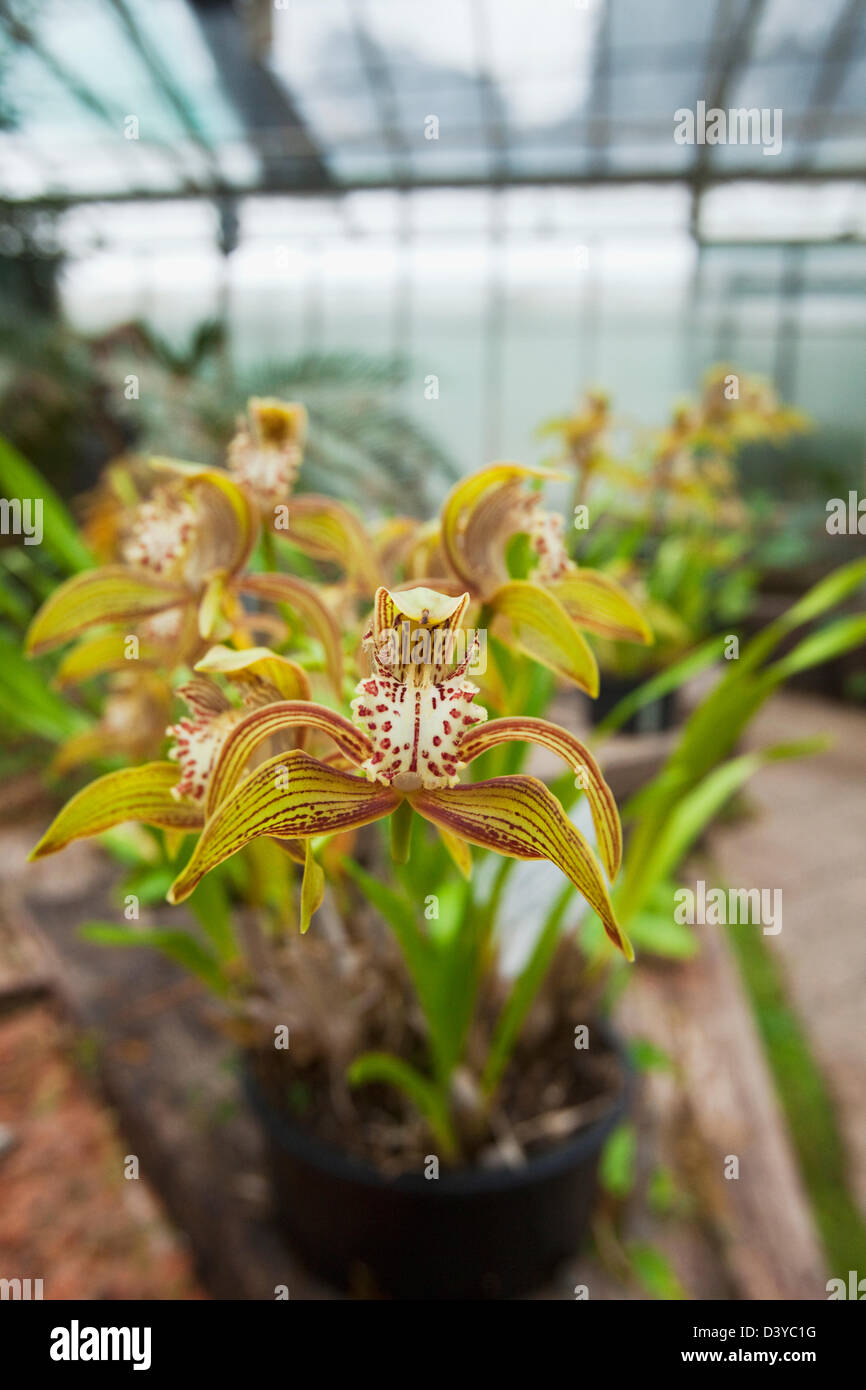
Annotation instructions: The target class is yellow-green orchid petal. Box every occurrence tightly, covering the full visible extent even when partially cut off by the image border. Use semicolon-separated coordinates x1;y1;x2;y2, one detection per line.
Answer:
205;700;373;817
51;728;111;774
238;572;343;694
192;472;260;580
410;775;632;960
546;569;653;645
436;825;473;879
194;645;311;703
285;495;379;591
168;751;400;903
26;567;187;655
458;716;621;877
148;462;260;578
54;631;160;687
301;839;325;933
489;580;599;695
440;463;562;592
198;571;233;641
29;762;203;860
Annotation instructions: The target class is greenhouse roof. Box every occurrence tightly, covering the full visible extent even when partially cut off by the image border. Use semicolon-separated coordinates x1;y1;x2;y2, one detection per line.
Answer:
1;0;865;243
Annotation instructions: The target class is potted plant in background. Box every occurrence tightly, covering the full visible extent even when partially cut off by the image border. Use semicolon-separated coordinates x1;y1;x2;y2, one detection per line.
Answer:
539;369;810;734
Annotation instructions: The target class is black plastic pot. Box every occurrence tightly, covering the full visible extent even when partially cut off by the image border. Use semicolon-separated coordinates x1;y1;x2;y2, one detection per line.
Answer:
588;672;678;735
243;1029;632;1300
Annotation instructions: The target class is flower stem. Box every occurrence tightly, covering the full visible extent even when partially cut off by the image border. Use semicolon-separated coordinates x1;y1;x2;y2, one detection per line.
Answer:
389;798;414;863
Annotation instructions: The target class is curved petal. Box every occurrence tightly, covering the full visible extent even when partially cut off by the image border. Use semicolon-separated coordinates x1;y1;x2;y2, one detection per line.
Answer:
149;463;260;579
284;495;379;591
238;572;343;694
30;762;203;859
194;471;260;579
436;825;473;879
547;569;653;645
26;568;187;655
194;645;311;702
301;839;325;933
198;571;234;641
168;751;400;903
54;631;160;687
205;700;373;816
410;775;632;959
490;580;599;695
457;716;621;877
440;463;562;591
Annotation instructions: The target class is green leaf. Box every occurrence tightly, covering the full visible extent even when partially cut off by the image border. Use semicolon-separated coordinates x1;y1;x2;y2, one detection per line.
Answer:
626;1241;687;1300
482;882;571;1098
79;922;228;995
187;870;237;962
0;437;93;573
347;1051;457;1159
740;556;866;672
618;740;819;926
627;911;699;960
769;613;866;683
628;1039;675;1073
0;632;87;740
599;1121;637;1199
594;635;722;738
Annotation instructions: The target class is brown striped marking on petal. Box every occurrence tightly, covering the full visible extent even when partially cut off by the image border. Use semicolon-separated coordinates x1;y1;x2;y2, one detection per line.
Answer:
456;716;621;877
168;751;399;903
205;701;374;816
410;775;632;960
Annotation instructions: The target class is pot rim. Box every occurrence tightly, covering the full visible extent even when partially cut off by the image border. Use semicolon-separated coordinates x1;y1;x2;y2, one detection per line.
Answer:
243;1019;634;1198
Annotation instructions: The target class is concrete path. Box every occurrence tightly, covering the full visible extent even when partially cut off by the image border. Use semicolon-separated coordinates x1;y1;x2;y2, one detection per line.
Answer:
710;691;866;1215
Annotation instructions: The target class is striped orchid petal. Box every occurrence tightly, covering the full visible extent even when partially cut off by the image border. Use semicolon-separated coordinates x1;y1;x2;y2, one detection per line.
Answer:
440;463;562;594
26;567;187;655
194;645;312;703
54;630;161;687
457;716;622;877
547;569;653;645
286;495;380;590
168;751;400;903
30;762;203;860
490;580;600;695
410;775;632;959
205;700;373;816
148;463;260;579
192;470;260;578
238;572;343;694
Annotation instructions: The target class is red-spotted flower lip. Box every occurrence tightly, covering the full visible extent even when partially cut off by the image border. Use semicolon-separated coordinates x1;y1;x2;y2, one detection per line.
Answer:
351;670;487;791
227;398;307;509
166;680;241;804
123;490;197;579
350;585;488;790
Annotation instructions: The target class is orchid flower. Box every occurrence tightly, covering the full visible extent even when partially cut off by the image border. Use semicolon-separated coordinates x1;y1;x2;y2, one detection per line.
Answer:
408;464;652;696
30;587;632;958
227;397;380;593
29;645;314;853
25;463;344;693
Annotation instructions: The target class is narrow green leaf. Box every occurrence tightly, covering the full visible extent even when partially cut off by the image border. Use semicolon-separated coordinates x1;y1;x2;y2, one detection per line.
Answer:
80;921;228;995
0;437;93;572
347;1050;457;1158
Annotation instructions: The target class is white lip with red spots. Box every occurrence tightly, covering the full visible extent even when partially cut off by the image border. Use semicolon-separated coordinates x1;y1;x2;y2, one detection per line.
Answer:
124;492;197;578
228;442;301;507
165;681;241;804
529;507;570;583
351;672;486;790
